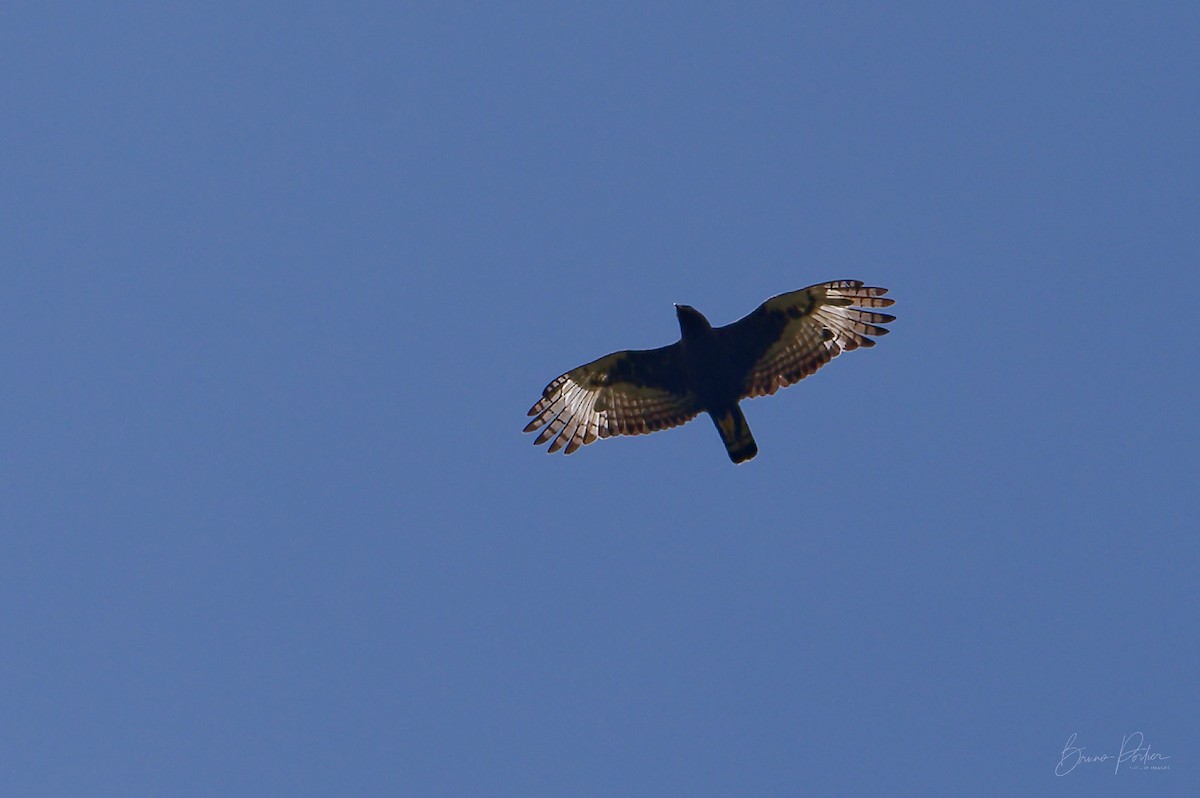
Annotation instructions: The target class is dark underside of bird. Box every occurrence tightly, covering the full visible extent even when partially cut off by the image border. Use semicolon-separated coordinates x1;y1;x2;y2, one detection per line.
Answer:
524;279;894;463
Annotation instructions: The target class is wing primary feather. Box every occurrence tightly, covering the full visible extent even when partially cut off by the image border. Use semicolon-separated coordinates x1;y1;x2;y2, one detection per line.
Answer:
553;390;590;454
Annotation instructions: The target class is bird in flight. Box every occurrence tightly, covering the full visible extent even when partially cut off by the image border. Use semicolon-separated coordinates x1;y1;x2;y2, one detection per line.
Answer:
524;280;894;463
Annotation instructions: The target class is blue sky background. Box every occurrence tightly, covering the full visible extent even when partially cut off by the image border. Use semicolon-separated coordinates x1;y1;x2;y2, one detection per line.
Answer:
3;3;1197;795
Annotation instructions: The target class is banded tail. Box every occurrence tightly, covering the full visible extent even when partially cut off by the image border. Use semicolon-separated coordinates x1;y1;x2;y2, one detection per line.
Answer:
711;405;757;464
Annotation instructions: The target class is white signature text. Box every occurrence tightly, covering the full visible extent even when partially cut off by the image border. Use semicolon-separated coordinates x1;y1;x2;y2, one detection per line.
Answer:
1055;732;1170;775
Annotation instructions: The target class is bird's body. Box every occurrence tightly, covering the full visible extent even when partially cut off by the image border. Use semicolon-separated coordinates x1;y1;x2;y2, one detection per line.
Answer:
674;304;759;462
525;280;894;463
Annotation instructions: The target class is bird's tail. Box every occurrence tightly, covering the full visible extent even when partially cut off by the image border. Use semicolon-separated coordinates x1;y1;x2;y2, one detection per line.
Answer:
712;406;757;464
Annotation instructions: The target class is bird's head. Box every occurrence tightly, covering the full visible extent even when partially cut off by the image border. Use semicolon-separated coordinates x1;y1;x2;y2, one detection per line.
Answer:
674;303;712;338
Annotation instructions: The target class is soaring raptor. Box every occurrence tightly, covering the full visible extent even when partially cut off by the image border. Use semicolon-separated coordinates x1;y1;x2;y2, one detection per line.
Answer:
524;280;894;463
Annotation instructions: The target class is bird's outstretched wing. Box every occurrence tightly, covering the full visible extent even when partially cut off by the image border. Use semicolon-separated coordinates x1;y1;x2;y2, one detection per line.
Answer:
525;345;699;454
717;280;895;399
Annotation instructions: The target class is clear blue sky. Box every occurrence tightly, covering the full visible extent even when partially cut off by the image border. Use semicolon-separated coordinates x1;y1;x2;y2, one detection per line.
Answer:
4;3;1197;795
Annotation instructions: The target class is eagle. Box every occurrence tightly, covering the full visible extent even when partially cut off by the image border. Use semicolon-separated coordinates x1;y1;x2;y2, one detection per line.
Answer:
524;280;894;463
